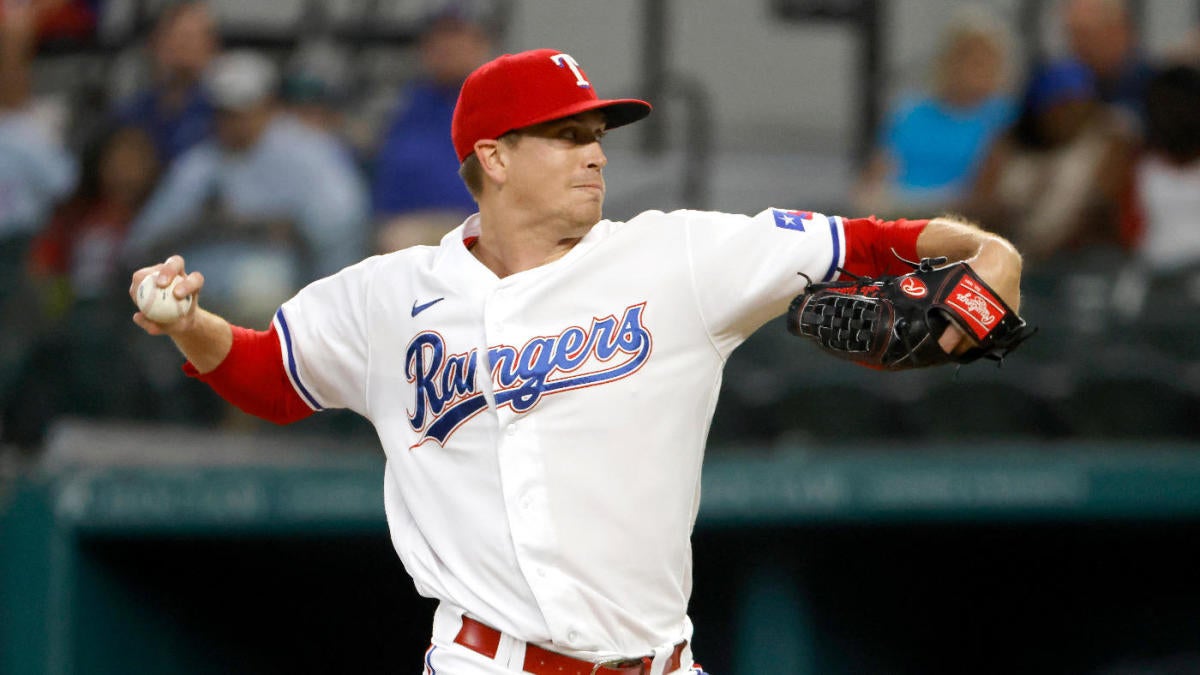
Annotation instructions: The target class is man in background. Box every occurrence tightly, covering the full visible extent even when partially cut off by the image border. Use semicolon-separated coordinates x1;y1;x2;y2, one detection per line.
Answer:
121;50;369;326
111;0;218;164
1060;0;1152;125
370;7;494;253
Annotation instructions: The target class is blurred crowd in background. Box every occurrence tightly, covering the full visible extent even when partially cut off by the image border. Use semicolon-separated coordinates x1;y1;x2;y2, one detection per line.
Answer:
1;0;1199;456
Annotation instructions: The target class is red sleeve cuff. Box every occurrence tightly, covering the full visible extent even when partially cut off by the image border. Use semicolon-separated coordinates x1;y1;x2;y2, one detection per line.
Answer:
182;324;315;425
840;216;928;278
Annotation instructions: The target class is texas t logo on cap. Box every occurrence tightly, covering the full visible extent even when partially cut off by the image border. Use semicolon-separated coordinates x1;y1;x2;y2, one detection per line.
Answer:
550;53;591;88
451;49;652;162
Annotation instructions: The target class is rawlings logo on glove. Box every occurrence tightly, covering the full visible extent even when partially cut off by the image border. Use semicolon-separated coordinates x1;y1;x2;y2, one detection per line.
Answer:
786;256;1035;370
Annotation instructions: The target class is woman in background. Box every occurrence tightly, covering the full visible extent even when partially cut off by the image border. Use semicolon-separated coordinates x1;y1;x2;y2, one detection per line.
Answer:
13;126;161;445
854;6;1015;216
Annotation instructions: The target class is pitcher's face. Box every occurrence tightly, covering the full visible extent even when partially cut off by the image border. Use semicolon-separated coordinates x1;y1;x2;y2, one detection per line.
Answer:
501;112;609;232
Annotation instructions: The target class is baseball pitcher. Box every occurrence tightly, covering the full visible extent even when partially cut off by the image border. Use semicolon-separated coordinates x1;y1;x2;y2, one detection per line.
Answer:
130;49;1029;674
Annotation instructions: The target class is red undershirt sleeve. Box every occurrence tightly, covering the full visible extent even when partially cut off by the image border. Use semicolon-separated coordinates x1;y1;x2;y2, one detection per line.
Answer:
839;216;928;278
182;324;315;425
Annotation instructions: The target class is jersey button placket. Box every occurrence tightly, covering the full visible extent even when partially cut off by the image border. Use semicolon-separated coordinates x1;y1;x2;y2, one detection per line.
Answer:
484;290;570;640
484;286;509;343
494;411;562;628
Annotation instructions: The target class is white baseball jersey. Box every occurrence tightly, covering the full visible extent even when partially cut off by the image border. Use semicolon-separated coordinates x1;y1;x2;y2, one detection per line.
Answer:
274;207;847;661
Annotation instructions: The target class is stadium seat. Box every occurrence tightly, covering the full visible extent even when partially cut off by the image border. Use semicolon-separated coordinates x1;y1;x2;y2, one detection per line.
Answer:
1053;355;1199;439
1018;246;1139;363
1131;264;1200;362
768;377;909;444
900;361;1065;441
708;392;778;450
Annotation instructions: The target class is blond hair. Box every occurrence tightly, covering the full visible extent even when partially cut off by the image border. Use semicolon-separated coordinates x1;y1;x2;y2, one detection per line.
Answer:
930;5;1014;96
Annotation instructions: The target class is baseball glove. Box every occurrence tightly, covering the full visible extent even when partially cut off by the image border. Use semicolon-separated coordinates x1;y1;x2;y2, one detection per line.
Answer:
786;256;1034;370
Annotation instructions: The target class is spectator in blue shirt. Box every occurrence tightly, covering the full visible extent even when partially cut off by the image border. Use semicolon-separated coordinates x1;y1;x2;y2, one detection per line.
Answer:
111;1;218;164
121;51;370;326
0;101;76;247
853;7;1015;216
371;7;493;252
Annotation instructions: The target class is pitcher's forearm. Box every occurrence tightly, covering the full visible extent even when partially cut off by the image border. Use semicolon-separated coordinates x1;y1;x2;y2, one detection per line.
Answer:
167;309;234;374
918;216;1023;311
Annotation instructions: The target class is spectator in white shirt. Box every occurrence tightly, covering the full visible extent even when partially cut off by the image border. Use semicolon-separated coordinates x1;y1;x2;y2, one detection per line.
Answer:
122;51;369;325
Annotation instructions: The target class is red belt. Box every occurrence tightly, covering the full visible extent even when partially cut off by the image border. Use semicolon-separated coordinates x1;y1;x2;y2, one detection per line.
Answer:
454;616;687;675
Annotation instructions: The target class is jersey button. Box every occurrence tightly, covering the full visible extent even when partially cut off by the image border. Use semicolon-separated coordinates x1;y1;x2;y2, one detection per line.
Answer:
567;631;579;643
506;423;518;436
536;567;547;578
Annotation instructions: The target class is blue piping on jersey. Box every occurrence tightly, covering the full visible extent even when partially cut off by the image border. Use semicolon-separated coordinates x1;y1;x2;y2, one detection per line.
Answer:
424;645;437;675
274;308;324;411
824;215;842;282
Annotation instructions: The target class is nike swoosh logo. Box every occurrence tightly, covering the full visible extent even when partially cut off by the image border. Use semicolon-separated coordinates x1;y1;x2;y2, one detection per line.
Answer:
411;297;445;317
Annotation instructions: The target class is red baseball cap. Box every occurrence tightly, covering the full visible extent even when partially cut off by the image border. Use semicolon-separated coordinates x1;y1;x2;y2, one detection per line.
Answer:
452;48;652;162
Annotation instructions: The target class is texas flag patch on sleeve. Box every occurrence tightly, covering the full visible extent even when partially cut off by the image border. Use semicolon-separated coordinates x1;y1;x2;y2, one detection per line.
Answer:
771;208;813;232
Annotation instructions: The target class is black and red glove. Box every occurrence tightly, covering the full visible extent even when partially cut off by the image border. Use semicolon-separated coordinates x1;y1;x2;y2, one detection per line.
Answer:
787;256;1035;370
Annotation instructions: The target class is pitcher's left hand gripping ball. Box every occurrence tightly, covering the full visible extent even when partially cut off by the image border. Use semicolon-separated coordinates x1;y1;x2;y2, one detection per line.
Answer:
787;257;1035;370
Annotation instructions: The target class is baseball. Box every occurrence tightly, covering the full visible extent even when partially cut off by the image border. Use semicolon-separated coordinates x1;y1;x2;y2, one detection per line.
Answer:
137;274;193;324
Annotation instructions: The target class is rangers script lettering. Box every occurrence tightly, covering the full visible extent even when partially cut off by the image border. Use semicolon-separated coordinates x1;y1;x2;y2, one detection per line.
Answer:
406;303;654;447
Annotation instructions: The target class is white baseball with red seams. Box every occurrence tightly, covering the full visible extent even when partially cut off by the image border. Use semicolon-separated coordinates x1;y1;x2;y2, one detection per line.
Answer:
272;207;850;667
137;274;193;324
